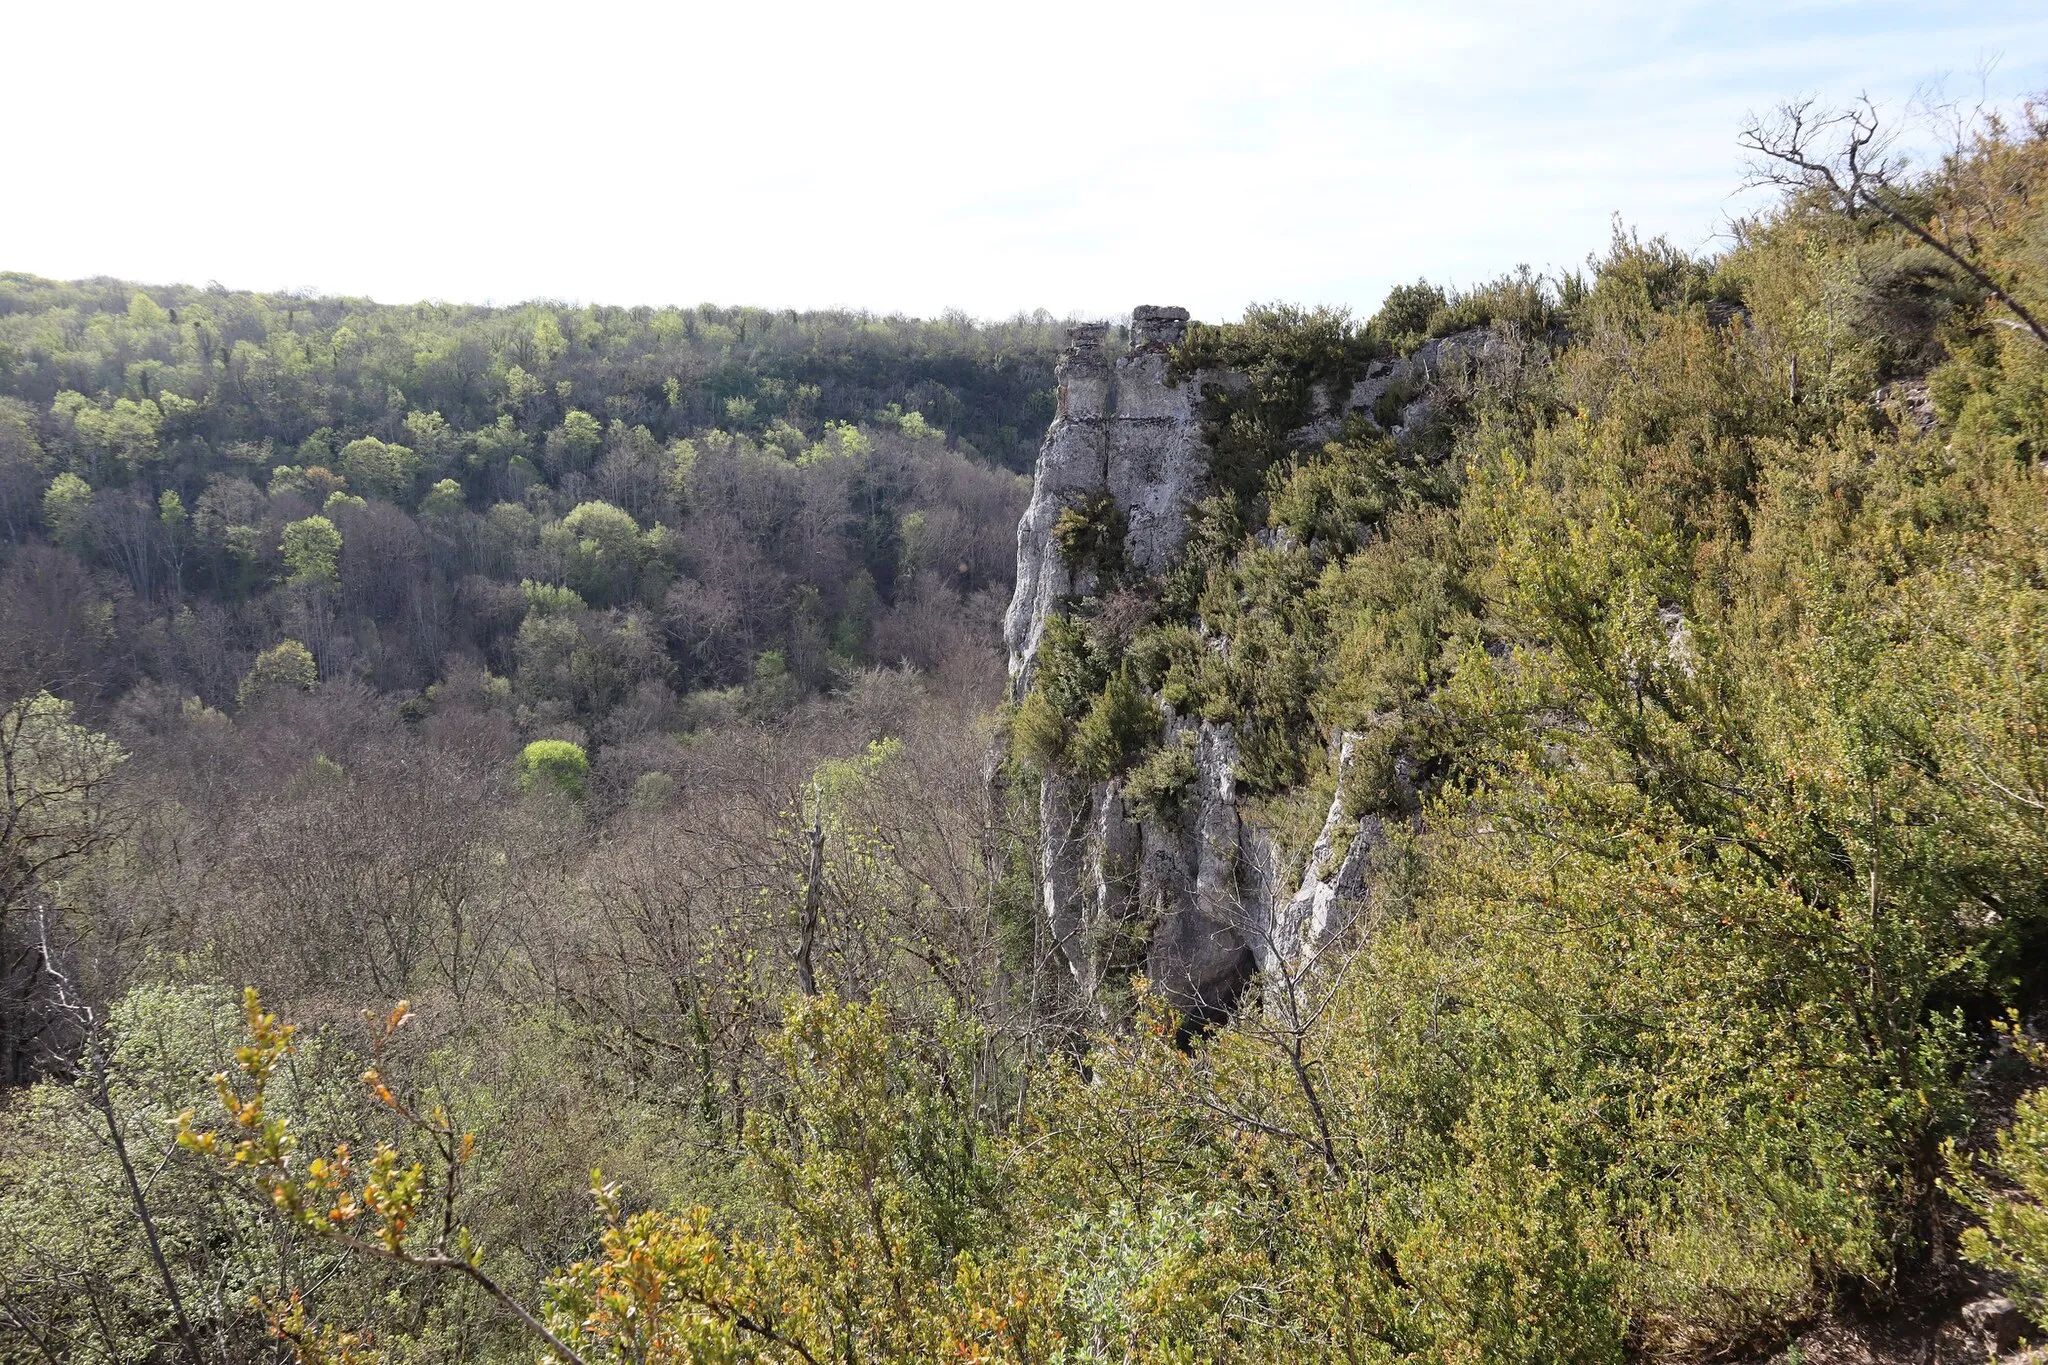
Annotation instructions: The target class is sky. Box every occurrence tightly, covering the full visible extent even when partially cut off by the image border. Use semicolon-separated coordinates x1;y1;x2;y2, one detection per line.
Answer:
5;1;2045;323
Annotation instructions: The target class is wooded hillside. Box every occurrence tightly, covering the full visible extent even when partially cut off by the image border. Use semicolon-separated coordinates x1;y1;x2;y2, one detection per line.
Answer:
5;100;2048;1364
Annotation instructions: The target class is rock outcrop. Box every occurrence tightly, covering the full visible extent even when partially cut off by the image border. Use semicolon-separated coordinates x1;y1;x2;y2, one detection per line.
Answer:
1003;305;1444;1021
1004;306;1214;694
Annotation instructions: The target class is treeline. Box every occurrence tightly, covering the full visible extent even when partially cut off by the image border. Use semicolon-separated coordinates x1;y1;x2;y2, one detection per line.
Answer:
0;278;1066;471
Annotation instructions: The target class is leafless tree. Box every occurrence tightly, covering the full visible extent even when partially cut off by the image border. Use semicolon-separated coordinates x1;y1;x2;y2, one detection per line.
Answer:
14;847;205;1365
1740;95;2048;349
795;780;824;997
0;691;130;1083
85;491;164;604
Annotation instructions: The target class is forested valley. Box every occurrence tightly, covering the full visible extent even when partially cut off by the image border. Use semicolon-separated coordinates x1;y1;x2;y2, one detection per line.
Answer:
6;100;2048;1365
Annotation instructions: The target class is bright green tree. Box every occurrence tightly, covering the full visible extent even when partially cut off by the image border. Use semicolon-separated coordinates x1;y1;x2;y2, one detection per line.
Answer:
126;290;169;327
0;691;127;924
552;500;643;605
517;739;589;800
335;436;420;502
0;396;43;468
55;391;163;477
520;579;586;617
401;409;455;467
543;409;603;475
41;471;93;548
279;515;341;586
419;477;465;518
237;640;318;710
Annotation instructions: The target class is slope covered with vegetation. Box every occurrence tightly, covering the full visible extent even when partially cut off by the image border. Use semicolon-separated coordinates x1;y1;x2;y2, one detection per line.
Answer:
0;280;1052;787
6;103;2048;1364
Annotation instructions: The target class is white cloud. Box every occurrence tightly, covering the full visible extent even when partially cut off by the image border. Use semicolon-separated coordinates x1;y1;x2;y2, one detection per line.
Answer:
4;0;2043;321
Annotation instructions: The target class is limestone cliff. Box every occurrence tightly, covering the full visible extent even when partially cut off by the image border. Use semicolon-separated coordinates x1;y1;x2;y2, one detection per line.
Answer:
1003;306;1473;1020
1003;307;1212;693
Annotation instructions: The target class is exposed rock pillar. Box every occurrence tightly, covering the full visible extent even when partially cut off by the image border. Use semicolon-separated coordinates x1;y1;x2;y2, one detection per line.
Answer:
1003;305;1395;1023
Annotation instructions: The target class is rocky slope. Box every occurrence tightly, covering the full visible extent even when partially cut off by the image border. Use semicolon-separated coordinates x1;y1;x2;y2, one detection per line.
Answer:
1003;306;1484;1020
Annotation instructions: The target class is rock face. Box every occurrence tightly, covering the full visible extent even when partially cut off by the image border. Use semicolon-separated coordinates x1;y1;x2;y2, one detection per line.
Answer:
1004;307;1213;694
1003;305;1439;1021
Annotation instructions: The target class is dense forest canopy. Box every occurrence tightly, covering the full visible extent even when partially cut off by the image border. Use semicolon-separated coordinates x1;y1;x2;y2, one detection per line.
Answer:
0;277;1060;758
6;99;2048;1365
0;278;1067;468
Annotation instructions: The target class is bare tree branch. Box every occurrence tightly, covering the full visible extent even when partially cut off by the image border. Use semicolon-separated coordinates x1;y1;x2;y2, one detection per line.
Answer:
1739;94;2048;350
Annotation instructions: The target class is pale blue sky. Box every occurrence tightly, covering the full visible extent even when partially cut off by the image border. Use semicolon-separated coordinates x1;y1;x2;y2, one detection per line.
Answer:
7;1;2044;323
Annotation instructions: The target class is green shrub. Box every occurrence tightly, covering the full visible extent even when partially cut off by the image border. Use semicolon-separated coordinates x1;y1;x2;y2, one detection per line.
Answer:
1017;621;1157;782
517;739;589;800
742;647;798;717
419;477;465;518
1070;665;1157;782
1171;303;1374;514
553;500;644;605
1032;614;1110;721
544;409;603;473
1122;732;1197;822
1421;264;1558;340
1051;491;1128;580
1267;430;1447;551
1365;279;1447;354
1953;1030;2048;1328
1010;690;1068;772
631;771;676;810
